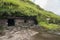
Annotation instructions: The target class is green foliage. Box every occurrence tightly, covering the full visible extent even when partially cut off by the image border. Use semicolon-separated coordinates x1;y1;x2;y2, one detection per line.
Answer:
39;22;60;30
0;0;60;30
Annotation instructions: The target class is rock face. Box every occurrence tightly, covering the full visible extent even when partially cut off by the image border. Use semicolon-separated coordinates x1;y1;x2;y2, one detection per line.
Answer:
0;16;40;40
0;27;39;40
0;16;38;28
0;26;60;40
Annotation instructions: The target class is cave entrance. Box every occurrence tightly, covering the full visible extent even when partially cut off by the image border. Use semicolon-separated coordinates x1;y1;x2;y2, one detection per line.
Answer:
8;19;15;26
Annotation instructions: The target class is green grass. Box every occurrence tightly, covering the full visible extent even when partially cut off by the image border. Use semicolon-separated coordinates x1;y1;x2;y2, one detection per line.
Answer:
39;22;60;30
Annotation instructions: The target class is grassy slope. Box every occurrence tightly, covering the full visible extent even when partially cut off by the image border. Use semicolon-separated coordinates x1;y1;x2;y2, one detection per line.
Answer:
0;0;60;30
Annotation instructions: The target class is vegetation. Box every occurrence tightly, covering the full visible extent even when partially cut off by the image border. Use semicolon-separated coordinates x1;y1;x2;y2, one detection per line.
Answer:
0;0;60;30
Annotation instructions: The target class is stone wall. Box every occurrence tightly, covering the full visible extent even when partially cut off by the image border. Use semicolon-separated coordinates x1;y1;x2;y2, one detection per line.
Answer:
15;19;35;27
0;18;36;27
0;19;7;27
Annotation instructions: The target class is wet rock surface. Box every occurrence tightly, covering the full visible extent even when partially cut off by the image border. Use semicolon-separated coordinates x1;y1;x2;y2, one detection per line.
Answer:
0;27;60;40
0;27;39;40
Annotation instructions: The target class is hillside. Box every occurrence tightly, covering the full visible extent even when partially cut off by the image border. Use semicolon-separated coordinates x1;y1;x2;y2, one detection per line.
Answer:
0;0;60;30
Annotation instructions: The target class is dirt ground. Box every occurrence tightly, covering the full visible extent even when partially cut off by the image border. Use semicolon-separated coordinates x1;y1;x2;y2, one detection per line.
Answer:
32;31;60;40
